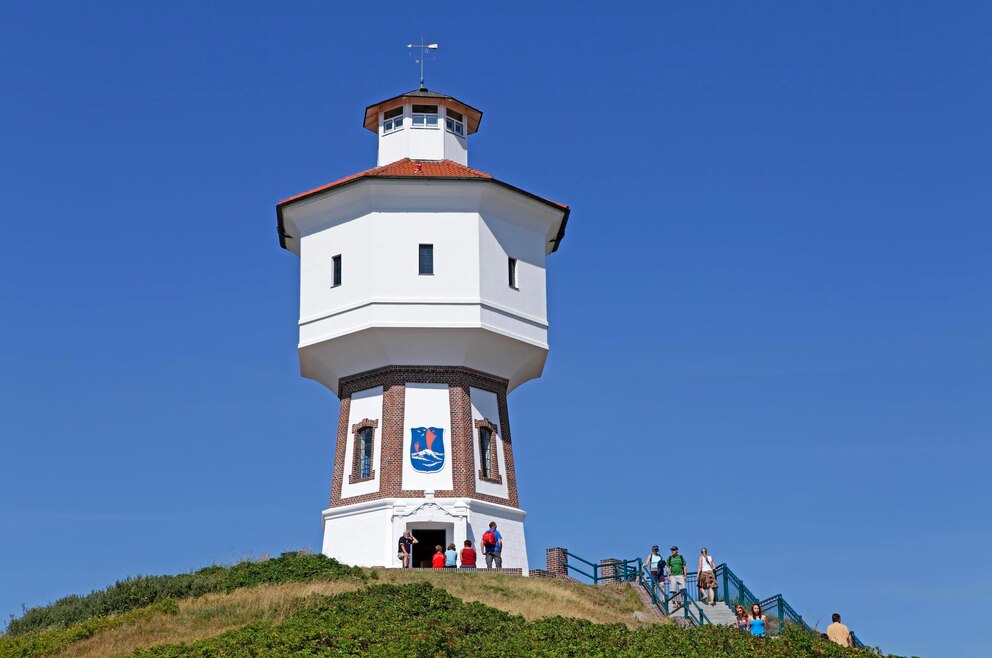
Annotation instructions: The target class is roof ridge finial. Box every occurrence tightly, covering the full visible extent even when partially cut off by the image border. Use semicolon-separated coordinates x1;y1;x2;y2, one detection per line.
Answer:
407;39;438;91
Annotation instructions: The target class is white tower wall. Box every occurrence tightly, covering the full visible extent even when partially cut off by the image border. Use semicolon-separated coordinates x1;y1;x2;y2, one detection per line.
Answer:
377;105;470;166
282;180;564;393
322;497;528;572
280;87;566;574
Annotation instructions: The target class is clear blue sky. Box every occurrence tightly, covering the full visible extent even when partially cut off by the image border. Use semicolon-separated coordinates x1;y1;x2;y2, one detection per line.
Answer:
1;2;988;656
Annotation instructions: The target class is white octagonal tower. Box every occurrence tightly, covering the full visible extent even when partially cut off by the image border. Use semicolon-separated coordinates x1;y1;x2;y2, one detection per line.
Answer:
276;87;569;571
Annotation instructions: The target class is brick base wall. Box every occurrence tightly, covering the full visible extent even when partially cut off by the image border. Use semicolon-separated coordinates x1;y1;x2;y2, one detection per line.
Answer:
329;366;520;508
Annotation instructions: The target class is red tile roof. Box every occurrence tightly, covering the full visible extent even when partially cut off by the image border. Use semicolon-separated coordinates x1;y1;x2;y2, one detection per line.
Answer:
277;158;569;252
279;159;493;205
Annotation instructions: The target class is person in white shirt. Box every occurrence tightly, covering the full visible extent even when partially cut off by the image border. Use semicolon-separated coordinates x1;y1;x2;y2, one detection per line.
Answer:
697;546;717;606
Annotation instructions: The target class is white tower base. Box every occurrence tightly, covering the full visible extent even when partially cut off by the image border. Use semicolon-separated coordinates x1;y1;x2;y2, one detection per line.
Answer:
321;495;528;572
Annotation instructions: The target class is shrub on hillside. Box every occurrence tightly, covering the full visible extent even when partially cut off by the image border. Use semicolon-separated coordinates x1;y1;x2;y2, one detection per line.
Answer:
5;552;363;636
131;583;904;658
0;600;178;658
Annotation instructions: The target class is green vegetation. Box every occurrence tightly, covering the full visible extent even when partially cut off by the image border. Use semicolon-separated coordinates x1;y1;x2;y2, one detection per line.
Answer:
1;556;904;657
130;583;897;658
0;600;178;658
4;552;363;637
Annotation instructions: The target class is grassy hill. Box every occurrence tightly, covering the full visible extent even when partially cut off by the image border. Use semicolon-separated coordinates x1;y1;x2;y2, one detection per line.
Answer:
0;552;906;657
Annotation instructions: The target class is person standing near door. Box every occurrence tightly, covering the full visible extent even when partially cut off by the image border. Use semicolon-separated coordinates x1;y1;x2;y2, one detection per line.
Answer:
482;521;503;568
397;530;417;568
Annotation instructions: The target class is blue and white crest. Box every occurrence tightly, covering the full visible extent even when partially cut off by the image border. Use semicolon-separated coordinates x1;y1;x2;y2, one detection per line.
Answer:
409;427;445;472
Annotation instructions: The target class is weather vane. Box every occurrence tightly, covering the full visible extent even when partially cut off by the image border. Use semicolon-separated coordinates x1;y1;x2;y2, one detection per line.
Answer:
407;39;438;91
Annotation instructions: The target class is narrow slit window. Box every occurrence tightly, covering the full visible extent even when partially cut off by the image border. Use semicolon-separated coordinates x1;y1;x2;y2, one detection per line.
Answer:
358;427;373;479
332;254;342;287
508;257;517;289
419;244;434;275
479;427;494;479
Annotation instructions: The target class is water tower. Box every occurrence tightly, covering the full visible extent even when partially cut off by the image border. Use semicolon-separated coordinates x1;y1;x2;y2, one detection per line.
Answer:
276;82;569;571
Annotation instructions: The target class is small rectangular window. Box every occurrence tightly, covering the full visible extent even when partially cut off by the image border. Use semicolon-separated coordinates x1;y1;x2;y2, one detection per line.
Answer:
508;257;517;289
412;104;439;129
419;244;434;275
480;427;494;479
332;254;342;287
385;116;402;132
444;109;465;136
383;107;404;134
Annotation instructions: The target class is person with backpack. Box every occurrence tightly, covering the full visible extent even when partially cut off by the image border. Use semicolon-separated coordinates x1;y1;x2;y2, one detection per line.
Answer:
643;545;665;596
667;546;688;607
697;546;717;605
482;521;503;568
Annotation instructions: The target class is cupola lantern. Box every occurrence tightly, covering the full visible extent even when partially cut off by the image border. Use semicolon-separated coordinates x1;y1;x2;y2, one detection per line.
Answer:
364;89;483;166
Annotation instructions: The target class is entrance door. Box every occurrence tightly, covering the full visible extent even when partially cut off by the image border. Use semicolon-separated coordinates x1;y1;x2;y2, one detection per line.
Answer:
411;529;446;568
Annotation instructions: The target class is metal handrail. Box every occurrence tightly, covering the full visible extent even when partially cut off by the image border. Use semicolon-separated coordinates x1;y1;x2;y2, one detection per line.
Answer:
566;551;868;645
562;551;641;585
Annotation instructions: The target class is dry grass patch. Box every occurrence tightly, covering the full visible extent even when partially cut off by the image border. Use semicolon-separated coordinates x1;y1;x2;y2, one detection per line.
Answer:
376;570;655;627
51;571;659;657
52;581;360;658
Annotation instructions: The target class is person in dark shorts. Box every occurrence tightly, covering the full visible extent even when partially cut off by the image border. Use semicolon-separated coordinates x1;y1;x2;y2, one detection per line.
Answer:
643;545;665;597
397;530;417;568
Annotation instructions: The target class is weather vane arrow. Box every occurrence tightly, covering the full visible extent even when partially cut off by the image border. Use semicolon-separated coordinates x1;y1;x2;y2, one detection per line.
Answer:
407;39;438;91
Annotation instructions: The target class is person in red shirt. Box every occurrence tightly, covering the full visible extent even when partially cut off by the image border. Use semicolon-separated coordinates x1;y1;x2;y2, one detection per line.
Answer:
460;540;477;568
431;545;446;569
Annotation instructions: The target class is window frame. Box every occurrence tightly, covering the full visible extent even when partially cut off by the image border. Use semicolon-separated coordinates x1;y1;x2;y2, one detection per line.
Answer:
358;427;373;479
418;243;434;275
382;107;404;134
411;104;440;129
479;427;494;480
507;257;517;289
332;254;342;287
348;418;379;484
474;418;503;484
445;109;465;136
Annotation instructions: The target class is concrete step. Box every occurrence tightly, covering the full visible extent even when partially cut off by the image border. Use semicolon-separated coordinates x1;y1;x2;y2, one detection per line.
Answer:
697;601;737;626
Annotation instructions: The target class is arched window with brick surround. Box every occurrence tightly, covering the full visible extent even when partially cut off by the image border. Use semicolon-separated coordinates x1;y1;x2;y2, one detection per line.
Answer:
475;418;502;484
349;419;378;483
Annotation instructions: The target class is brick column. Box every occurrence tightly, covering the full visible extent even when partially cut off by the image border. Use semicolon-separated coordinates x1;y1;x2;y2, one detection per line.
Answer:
546;547;568;578
599;558;621;584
